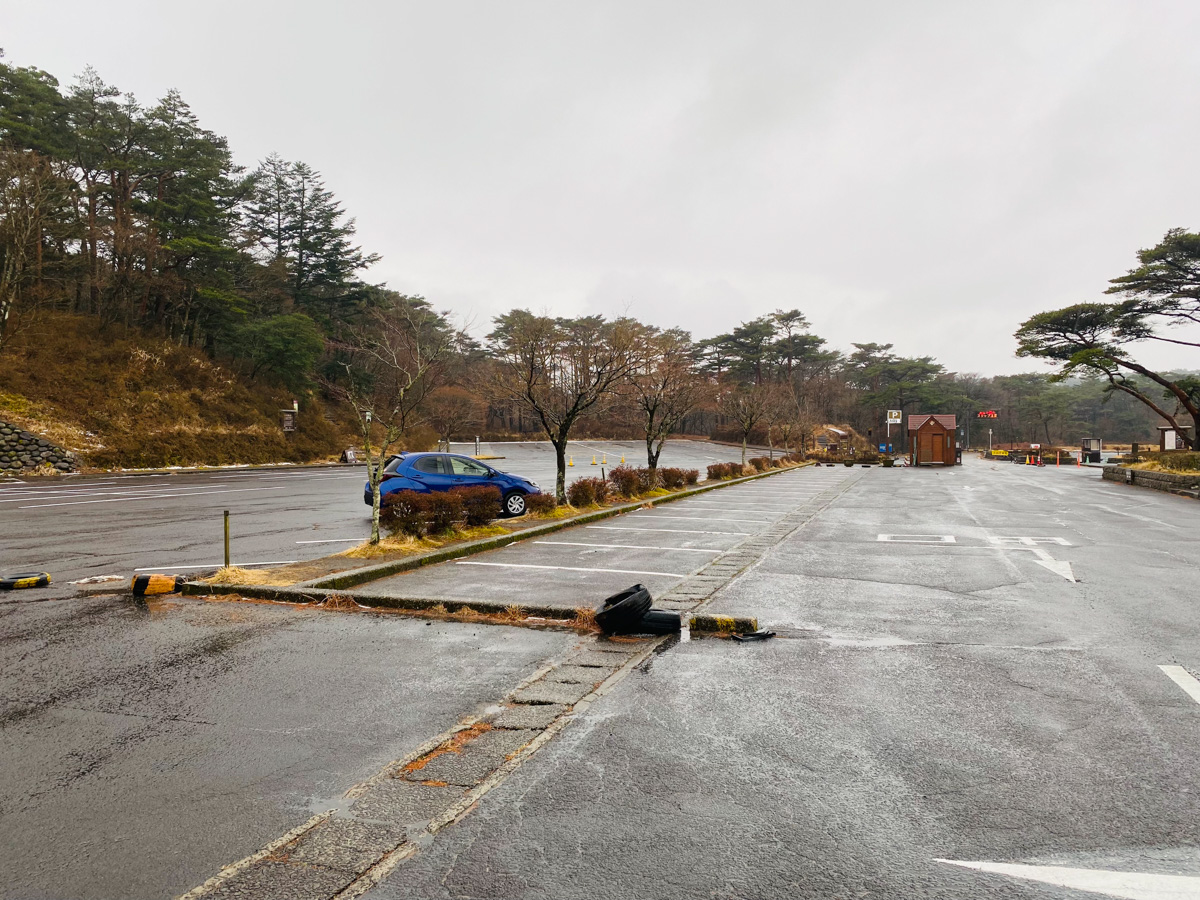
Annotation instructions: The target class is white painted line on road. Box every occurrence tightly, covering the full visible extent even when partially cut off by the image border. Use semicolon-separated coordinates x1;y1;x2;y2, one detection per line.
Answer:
937;858;1200;898
1091;503;1179;530
990;536;1071;546
132;560;298;571
18;485;291;508
877;534;957;543
456;561;687;577
678;503;796;511
625;514;768;523
1159;665;1200;705
295;539;363;544
535;541;723;553
587;525;750;536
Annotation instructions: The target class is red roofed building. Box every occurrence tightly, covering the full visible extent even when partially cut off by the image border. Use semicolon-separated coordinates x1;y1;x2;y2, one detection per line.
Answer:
908;414;958;466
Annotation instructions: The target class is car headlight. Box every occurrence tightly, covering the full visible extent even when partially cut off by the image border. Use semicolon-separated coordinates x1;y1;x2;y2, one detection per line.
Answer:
528;481;539;488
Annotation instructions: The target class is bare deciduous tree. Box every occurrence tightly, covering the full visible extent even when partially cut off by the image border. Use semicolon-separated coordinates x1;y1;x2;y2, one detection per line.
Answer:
488;311;641;503
330;296;455;543
716;382;773;466
627;326;707;485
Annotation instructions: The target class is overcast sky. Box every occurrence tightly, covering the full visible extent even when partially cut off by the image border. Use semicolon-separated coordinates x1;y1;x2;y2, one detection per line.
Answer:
4;0;1200;375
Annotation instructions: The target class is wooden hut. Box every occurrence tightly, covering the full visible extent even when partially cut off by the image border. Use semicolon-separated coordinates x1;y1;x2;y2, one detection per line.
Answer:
908;414;958;466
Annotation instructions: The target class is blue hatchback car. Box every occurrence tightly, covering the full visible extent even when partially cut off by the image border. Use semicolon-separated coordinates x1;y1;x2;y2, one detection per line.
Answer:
363;451;542;517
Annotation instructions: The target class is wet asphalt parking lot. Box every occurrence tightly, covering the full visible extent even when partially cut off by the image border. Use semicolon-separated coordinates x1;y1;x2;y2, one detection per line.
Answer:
4;456;1200;899
0;439;740;589
366;464;855;610
357;458;1200;900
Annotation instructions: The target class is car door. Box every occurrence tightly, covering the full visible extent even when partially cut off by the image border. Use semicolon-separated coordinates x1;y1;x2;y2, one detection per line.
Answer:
448;455;493;488
410;455;454;492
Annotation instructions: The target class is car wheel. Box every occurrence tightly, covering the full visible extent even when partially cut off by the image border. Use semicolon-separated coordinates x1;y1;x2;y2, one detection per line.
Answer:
502;491;527;517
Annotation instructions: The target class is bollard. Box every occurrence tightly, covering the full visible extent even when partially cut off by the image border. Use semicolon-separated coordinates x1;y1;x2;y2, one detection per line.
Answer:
1057;450;1060;467
223;510;230;568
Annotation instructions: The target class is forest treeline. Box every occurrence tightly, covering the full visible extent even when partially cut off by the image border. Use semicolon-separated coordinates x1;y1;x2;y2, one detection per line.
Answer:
0;57;1192;486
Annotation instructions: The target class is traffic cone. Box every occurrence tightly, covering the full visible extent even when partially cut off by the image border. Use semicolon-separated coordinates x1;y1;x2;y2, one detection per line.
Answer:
602;454;608;465
591;455;597;465
620;454;625;463
568;456;574;467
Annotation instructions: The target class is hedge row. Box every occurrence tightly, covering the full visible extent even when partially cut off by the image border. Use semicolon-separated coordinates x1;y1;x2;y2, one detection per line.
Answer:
708;454;802;480
381;485;501;537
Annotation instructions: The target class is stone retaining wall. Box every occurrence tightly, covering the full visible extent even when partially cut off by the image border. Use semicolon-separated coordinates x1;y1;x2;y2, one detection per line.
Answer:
1103;465;1200;499
0;421;76;473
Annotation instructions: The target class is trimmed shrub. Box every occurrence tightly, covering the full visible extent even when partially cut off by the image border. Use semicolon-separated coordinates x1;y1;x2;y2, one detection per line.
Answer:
706;462;742;480
608;465;642;497
658;467;686;489
635;466;656;492
526;493;558;515
424;491;463;533
748;456;770;472
381;490;429;537
455;485;501;526
566;476;608;507
683;468;699;485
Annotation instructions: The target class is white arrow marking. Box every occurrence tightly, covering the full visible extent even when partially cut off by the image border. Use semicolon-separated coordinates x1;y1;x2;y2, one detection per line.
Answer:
937;860;1200;899
1028;548;1076;582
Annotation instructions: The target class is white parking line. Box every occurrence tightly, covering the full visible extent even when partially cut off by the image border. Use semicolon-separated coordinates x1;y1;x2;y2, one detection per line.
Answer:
534;540;723;553
19;485;292;508
587;525;750;536
455;561;687;577
133;560;298;571
1159;665;1200;705
625;514;769;523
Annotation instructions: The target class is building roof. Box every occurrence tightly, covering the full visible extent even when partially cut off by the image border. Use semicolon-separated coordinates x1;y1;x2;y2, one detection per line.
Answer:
908;414;956;430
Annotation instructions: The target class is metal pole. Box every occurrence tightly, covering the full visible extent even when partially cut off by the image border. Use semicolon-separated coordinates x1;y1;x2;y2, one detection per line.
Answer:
223;510;230;568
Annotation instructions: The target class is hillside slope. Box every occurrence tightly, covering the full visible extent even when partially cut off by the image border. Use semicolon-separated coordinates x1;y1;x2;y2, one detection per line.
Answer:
0;314;349;469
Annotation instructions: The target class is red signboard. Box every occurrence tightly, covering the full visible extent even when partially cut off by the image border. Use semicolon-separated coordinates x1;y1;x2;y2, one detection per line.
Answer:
976;410;999;418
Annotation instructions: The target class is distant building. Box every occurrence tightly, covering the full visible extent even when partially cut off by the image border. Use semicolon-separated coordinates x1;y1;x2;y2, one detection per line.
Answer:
908;414;958;466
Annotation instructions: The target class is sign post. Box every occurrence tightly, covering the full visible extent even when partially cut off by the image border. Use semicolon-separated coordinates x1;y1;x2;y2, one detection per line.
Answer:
886;410;901;444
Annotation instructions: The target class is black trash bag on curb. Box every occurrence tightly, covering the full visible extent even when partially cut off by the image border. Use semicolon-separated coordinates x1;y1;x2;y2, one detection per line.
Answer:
595;584;681;635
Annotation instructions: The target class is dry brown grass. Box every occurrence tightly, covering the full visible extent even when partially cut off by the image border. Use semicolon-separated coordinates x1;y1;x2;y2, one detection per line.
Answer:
314;593;362;610
339;524;512;559
339;534;437;559
571;607;599;631
204;566;293;586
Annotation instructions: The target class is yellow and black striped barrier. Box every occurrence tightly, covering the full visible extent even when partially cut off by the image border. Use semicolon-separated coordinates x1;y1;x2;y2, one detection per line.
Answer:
0;572;51;590
131;574;185;596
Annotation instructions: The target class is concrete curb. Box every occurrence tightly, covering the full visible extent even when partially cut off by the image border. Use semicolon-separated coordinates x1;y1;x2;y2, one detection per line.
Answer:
689;613;759;634
1102;464;1200;499
294;461;813;590
178;582;764;635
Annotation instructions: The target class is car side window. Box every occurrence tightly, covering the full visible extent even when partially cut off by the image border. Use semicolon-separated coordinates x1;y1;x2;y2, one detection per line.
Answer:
449;457;489;477
413;456;444;475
